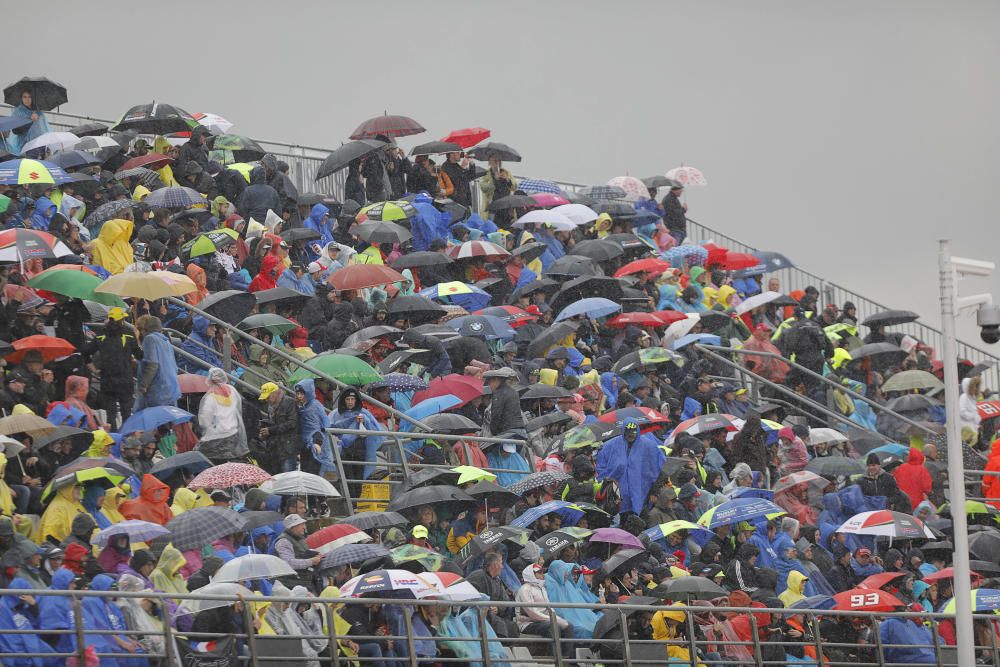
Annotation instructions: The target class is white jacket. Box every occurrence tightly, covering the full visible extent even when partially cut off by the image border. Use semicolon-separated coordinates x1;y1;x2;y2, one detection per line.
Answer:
959;377;982;431
514;564;569;630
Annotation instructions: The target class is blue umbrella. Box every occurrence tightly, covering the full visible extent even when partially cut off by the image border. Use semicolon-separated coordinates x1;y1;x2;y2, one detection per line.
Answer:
419;283;491;311
868;443;909;458
752;251;795;272
510;500;584;528
518;179;564;195
698;497;786;529
448;315;516;340
672;333;721;350
149;450;213;481
663;244;708;267
728;488;775;501
555;297;621;322
629;209;661;226
120;406;194;434
790;595;836;611
400;394;462;433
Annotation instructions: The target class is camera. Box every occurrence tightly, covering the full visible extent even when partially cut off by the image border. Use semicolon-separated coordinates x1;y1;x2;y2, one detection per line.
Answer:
977;304;1000;344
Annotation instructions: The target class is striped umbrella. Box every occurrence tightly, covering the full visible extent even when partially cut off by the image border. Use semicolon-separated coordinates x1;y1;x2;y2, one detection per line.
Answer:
93;520;171;548
0;158;73;185
307;524;371;554
446;240;510;262
837;510;934;539
642;520;712;543
697;497;786;529
0;228;73;262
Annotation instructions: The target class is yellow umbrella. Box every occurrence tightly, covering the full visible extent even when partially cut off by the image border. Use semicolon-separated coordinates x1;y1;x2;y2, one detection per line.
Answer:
94;270;197;300
450;466;496;485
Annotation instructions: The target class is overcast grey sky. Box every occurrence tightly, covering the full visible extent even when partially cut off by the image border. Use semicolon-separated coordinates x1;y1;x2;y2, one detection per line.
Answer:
7;0;1000;348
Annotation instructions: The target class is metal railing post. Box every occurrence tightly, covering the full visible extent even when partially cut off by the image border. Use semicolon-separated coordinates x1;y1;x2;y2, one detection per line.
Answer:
684;605;698;667
241;600;260;667
809;611;825;667
548;607;565;667
160;601;177;665
749;610;764;667
872;616;885;667
71;595;87;664
401;605;419;667
475;606;492;667
327;603;342;667
330;438;354;515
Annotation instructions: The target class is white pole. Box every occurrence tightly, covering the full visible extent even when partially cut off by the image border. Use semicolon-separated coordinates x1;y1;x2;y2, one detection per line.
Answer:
939;239;975;663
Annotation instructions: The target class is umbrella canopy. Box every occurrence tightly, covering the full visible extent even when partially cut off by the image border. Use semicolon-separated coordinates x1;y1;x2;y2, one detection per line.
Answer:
420;413;481;434
551;203;598;226
412;374;484;406
512;209;577;231
773;471;829;495
22;424;80;450
589;527;644;549
837;510;934;539
555;297;621;322
0;228;73;263
0;159;73;186
509;500;586;528
195;289;256;326
143;186;204;209
380;373;428;393
387;485;477;514
441;127;490;148
353;221;412;244
165;507;248;552
260;470;341;496
391;251;454;270
307;524;371;553
329;264;405;291
319;543;391;571
529;192;570;208
92;520;170;548
82;200;137;230
4;77;67;110
338;512;408;531
23;131;81;156
614;257;673;278
568;239;624;263
467;141;521;162
942;589;1000;614
6;335;74;363
119;153;173;172
343;325;404;348
358;200;417;223
447;240;509;262
848;342;907;365
351;114;425;140
697;497;786;529
287;352;381;385
862;310;920;328
181;229;239;259
665;166;708;187
456;526;533;562
607;176;649;201
339;569;437;598
805;456;865;477
214;554;296;583
238;313;298;336
317;139;387;179
120;406;194;434
191;112;233;134
466;480;521;508
601;548;647;575
833;588;903;612
642;520;712;543
518;179;563;195
211;134;266;162
95;270;197;300
387;294;447;320
188;462;271;490
0;413;55;436
178;583;254;614
112;102;196;134
578;185;627;201
475;305;537;328
968;531;1000;561
612;347;686;374
807;428;849;446
886;394;938;413
409;140;462;156
882;370;944;393
390;544;445;571
534;527;594;557
508;471;573;497
149;451;213;481
544;255;603;278
660;577;728;601
448;314;514;340
47;149;101;171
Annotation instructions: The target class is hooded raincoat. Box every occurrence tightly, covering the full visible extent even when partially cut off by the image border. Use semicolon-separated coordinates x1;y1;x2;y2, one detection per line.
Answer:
543;560;601;638
119;474;174;525
90;219;135;275
595;425;666;515
34;485;86;545
294;379;335;473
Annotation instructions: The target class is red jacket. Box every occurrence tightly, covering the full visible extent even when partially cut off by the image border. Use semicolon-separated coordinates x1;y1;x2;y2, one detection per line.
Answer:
893;448;933;510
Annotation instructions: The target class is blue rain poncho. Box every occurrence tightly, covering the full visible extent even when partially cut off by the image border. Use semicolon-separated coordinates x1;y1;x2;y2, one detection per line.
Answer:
178;316;222;374
329;387;384;480
595;426;665;515
134;330;180;410
37;568;76;655
486;447;531;488
293;379;335;474
437;608;510;667
7;103;51;154
0;578;58;667
543;560;601;638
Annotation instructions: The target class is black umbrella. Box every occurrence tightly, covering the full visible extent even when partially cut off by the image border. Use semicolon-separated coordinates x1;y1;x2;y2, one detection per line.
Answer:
33;426;90;453
83;200;138;230
353;221;412;245
456;525;533;563
526;321;580;359
198;290;257;325
240;511;284;531
391;251;454;270
849;343;908;365
544;254;603;278
510;278;561;301
4;77;67;111
660;577;727;601
591;596;660;657
969;530;1000;561
409;141;462;156
805;456;865;477
467;142;522;163
642;175;679;189
387;295;447;320
316;140;386;180
48;150;101;171
604;233;649;252
601;548;647;575
343;325;404;348
886;394;939;413
526;411;575;432
149;451;213;481
487;194;536;213
534;528;592;558
386;485;477;514
591;200;636;218
466;481;521;508
254;286;311;306
421;413;481;434
568;239;624;263
521;384;573;400
211;134;266;162
550;276;625;313
338;511;408;531
377;348;436;373
297;192;327;206
862;310;920;328
279;228;322;244
402;468;462;490
969;560;1000;577
112;102;196;135
70;122;108;137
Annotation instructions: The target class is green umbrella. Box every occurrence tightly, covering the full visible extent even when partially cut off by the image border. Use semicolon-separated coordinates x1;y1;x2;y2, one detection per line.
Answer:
27;269;127;307
359;200;417;222
287;352;382;386
238;313;298;336
182;228;239;259
390;544;444;571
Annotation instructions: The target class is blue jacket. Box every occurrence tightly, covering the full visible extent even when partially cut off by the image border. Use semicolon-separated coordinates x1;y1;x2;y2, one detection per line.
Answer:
879;617;936;664
0;578;57;667
294;379;334;473
595;427;665;515
277;268;316;295
303;203;334;253
135;331;180;410
30;196;56;231
37;568;76;654
179;316;222;373
410;194;450;252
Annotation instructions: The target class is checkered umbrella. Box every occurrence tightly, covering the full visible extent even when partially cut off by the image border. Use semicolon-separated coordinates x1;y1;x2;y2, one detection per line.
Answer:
166;507;248;552
509;471;574;496
319;543;390;571
214;554;296;583
83;200;138;230
93;520;171;548
663;244;709;266
143;186;204;209
578;185;627;201
517;179;564;195
382;373;428;392
188;462;271;490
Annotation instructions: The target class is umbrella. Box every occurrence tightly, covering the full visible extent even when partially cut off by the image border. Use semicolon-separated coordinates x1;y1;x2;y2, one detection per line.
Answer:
643;175;679;189
0;228;74;263
95;270;197;300
391;251;454;270
82;200;138;230
942;589;1000;614
607;312;673;329
969;531;1000;561
512;209;577;231
351;114;425;140
329;264;405;291
287;352;381;385
410;141;462;156
441;127;490;148
353;221;412;244
882;370;944;392
642;520;712;543
402;468;462;490
260;470;341;496
510;242;548;265
862;310;920;328
412;374;484;405
568;239;624;263
197;290;256;325
669;413;740;439
509;500;585;528
456;526;533;562
381;373;428;393
178;583;254;614
42;468;119;502
551;203;599;226
358;200;417;223
607;176;649;202
535;527;594;557
307;524;371;553
526;411;574;433
521;384;573;401
190;112;233;134
238;313;298;336
254;286;311;306
550;276;625;312
544;255;603;278
316;140;387;179
4;77;67;110
508;471;573;496
672;333;721;350
448;314;514;340
525;321;579;359
697;498;786;529
188;462;271;489
807;428;849;446
420;282;490;311
529;192;570;208
734;291;786;315
555;297;621;322
601;548;647;575
612;347;686;374
420;413;481;434
773;471;829;495
467;142;521;162
886;394;938;413
579;185;628;201
833;588;903;612
518;179;564;195
47;150;101;171
0;413;55;436
149;451;213;481
214;554;296;583
54;456;137;480
211;134;266;162
387;485;477;515
614;257;672;278
789;595;836;611
837;510;934;539
589;527;644;550
390;544;445;571
119;153;173;172
378;348;437;374
0;436;25;458
319;543;391;571
6;335;74;363
120;406;194;434
92;520;170;548
661;577;728;601
805;456;865;477
922;567;981;584
143;186;204;209
165;507;248;552
447;240;509;262
112;102;196;134
848;342;907;365
22;131;80;155
591;199;636;219
0;117;30;143
665;166;708;187
0;159;73;186
343;325;404;348
339;569;437;598
338;511;408;531
415;572;482;600
475;305;537;328
181;229;239;259
466;481;521;507
599;407;670;429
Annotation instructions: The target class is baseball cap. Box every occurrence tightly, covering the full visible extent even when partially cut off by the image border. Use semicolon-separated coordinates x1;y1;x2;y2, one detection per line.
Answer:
283;514;307;530
307;261;322;273
108;307;129;321
412;525;429;539
502;442;518;453
259;382;280;401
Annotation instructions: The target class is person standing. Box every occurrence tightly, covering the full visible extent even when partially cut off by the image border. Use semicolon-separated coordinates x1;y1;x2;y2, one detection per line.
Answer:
7;89;51;155
661;183;688;245
133;315;180;411
596;421;666;517
441;152;476;207
256;382;299;474
87;307;139;425
479;156;516;215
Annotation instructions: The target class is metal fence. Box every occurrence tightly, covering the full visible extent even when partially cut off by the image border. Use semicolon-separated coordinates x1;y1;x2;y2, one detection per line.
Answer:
0;587;988;667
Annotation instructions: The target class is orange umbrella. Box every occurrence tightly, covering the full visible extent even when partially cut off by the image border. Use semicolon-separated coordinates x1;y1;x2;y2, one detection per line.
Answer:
6;335;75;363
328;264;404;291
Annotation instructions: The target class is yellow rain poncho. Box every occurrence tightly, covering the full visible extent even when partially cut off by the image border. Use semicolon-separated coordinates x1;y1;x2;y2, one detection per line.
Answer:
319;586;357;658
90;219;135;275
132;185;151;202
153;136;179;186
516;231;544;277
85;429;115;458
779;570;808;608
0;454;15;517
35;485;86;545
150;544;188;598
100;487;127;526
169;488;199;516
539;368;558;386
714;284;738;310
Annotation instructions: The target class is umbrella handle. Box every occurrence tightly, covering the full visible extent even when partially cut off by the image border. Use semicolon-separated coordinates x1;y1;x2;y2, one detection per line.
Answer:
16;456;25;477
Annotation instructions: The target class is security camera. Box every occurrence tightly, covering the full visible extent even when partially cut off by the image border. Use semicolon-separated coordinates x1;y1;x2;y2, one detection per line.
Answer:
978;304;1000;344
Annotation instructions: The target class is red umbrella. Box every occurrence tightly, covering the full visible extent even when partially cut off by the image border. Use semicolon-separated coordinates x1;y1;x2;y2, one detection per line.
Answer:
440;127;490;149
606;312;669;329
922;566;981;583
652;310;689;326
6;335;75;363
350;114;426;140
177;373;211;394
412;374;484;407
833;588;904;612
329;264;405;291
119;154;172;171
474;305;537;328
717;251;761;271
447;241;510;262
307;524;370;552
858;571;907;591
599;407;671;428
701;242;729;267
614;258;673;278
0;228;73;262
188;462;272;489
978;401;1000;421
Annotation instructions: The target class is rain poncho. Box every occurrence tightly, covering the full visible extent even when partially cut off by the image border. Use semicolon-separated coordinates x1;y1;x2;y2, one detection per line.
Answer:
0;577;57;666
101;487;127;526
30;196;57;231
119;474;174;525
185;263;209;305
90;219;135;275
149;543;188;598
778;569;808;607
34;485;86;545
329;386;384;479
878;616;936;664
303;203;334;250
83;574;146;667
169;487;199;516
134;328;180;410
179;316;222;373
82;484;112;529
543;560;601;637
295;379;335;473
595;427;666;515
486;447;531;487
741;328;789;383
0;454;15;517
37;568;76;654
65;375;101;430
437;607;510;667
7;102;51;154
410;194;451;252
600;372;620;410
196;368;248;461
